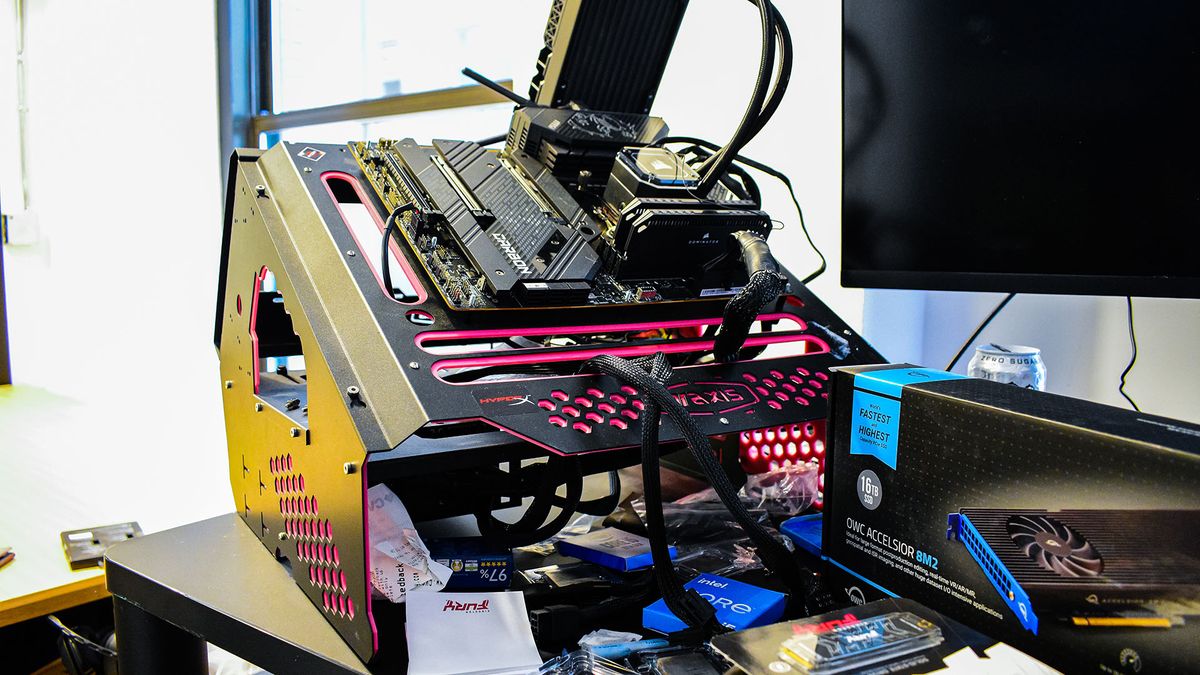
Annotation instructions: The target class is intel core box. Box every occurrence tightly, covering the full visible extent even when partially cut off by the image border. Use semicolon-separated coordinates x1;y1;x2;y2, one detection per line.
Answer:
823;364;1200;674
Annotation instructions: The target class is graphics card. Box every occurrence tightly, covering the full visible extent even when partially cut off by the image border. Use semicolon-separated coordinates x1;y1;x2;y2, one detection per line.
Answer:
948;509;1200;634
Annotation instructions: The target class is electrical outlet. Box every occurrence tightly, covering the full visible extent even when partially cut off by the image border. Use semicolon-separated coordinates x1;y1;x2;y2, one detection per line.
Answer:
1;210;39;246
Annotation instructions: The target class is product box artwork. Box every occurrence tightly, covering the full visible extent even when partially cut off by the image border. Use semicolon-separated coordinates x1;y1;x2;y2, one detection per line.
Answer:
823;364;1200;674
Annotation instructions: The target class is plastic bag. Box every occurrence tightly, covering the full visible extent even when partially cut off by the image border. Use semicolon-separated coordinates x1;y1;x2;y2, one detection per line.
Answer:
740;461;819;517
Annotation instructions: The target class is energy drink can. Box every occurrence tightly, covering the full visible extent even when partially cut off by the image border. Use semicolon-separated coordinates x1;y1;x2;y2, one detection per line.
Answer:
967;344;1046;391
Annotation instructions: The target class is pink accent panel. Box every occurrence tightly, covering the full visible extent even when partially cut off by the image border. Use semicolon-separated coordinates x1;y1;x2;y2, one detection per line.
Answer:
362;464;379;653
416;313;806;350
320;172;427;304
248;266;271;393
432;333;830;383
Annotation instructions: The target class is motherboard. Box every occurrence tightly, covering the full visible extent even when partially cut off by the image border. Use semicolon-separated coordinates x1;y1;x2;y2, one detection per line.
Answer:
350;136;768;310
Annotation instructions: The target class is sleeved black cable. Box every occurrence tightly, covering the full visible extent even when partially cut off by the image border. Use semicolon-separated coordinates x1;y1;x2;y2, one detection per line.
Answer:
380;203;419;300
634;353;721;632
583;353;830;621
712;231;787;362
697;0;776;194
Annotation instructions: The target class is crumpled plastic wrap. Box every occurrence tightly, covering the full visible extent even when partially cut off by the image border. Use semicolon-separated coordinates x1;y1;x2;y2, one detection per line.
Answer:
739;461;820;517
630;463;815;575
366;484;452;602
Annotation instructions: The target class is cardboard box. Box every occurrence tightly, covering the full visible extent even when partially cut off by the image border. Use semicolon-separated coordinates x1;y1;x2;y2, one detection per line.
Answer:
823;364;1200;674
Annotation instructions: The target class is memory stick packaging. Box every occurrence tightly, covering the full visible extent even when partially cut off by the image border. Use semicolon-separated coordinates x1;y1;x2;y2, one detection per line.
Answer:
823;364;1200;674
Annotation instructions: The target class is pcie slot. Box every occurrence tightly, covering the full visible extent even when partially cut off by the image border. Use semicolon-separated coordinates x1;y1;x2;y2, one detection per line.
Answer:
384;153;438;217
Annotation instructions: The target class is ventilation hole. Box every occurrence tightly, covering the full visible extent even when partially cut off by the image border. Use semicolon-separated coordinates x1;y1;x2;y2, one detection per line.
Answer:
767;400;782;410
324;519;332;540
548;415;567;427
619;385;638;396
769;369;784;380
298;474;305;492
323;591;331;610
269;457;276;473
286;454;293;471
340;570;348;591
550;390;568;401
609;393;627;404
312;496;319;515
763;378;777;388
338;594;347;616
742;373;757;383
332;545;340;567
537;399;556;410
310;566;317;585
347;597;356;619
406;309;435;326
236;294;243;315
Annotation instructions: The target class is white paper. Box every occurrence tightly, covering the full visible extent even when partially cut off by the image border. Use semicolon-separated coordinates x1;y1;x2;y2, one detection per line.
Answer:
405;592;543;675
366;484;452;602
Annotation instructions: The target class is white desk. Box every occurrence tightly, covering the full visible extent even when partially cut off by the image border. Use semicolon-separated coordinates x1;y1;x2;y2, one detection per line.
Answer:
0;382;233;626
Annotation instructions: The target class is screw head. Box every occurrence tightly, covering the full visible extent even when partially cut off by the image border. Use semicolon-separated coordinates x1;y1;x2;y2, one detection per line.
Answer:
278;532;288;541
224;380;234;389
303;167;313;173
347;386;360;396
290;427;300;438
343;462;357;474
408;361;420;369
255;402;264;412
719;417;730;425
346;249;356;257
255;184;267;197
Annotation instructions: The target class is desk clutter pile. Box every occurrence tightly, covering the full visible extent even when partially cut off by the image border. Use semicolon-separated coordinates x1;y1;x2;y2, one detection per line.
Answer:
367;365;1200;675
377;462;1052;674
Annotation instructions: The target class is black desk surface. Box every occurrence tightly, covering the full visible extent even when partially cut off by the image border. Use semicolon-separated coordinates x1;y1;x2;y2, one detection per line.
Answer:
105;513;374;674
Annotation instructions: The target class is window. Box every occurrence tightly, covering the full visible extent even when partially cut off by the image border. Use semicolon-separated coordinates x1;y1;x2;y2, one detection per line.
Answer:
218;0;551;159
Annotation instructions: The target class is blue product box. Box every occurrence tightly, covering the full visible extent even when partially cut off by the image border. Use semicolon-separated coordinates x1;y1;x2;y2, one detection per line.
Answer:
780;513;822;557
643;573;787;634
427;537;513;590
555;527;675;572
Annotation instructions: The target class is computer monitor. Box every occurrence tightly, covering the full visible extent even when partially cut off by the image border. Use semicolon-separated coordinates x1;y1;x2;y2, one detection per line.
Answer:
842;1;1200;298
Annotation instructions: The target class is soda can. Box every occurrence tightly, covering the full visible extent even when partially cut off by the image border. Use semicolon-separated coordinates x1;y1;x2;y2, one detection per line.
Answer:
967;344;1046;391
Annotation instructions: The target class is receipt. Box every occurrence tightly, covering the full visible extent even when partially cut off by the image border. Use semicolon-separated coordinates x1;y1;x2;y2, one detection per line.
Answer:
367;484;453;602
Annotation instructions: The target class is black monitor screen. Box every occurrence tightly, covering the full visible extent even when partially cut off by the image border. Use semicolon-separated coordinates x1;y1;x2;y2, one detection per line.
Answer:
842;1;1200;298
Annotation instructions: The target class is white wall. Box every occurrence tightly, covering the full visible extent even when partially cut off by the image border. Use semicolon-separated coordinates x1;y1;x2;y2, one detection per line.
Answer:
865;290;1200;424
1;1;233;523
654;0;863;330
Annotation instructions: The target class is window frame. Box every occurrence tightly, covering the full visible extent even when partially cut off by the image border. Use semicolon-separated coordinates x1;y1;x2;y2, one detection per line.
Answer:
216;0;513;181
